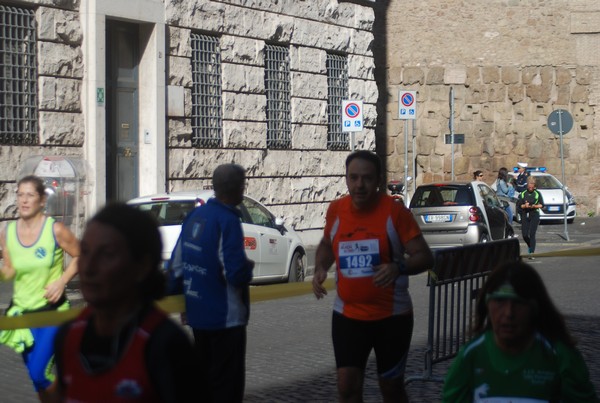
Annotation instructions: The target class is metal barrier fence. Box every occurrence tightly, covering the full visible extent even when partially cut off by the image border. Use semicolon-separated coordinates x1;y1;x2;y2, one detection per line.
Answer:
405;237;521;384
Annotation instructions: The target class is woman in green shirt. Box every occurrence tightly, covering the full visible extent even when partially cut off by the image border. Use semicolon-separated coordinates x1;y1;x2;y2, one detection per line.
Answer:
0;175;80;403
443;261;598;402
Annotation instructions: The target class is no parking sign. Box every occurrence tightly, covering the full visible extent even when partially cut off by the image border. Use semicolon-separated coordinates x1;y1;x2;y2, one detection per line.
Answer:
398;90;416;120
341;100;363;132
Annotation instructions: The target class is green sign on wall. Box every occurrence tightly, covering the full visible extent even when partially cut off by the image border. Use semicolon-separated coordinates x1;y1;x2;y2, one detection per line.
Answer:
96;88;105;105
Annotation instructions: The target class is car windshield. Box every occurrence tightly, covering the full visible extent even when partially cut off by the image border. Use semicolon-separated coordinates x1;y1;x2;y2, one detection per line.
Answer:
132;200;196;226
411;186;474;207
534;175;563;189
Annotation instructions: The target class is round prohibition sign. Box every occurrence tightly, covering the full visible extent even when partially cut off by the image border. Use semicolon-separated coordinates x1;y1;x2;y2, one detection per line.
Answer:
401;93;415;107
345;102;361;118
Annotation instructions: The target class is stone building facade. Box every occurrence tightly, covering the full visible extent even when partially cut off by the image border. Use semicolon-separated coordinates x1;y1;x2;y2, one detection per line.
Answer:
2;0;598;248
381;0;600;216
0;0;377;243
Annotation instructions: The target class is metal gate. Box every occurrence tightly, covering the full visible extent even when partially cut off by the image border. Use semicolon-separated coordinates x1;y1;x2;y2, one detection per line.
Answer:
406;238;521;384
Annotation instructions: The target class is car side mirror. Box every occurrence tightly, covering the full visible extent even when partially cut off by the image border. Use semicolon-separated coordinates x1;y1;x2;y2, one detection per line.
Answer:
275;217;287;235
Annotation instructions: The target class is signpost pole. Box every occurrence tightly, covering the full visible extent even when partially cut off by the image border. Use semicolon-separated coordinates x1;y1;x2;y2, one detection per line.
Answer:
404;120;409;202
547;108;573;242
449;87;455;181
557;111;569;241
412;119;417;195
398;90;417;200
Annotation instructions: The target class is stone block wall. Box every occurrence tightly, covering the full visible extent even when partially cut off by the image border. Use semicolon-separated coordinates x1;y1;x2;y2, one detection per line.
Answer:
0;0;377;244
384;0;600;216
164;0;378;236
0;3;83;219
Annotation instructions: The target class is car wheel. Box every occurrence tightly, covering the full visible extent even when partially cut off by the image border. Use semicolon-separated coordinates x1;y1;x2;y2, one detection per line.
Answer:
567;218;574;224
287;251;305;283
479;233;490;243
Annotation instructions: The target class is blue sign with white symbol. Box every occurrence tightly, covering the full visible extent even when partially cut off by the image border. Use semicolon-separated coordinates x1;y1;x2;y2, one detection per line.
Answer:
341;100;363;132
398;90;417;120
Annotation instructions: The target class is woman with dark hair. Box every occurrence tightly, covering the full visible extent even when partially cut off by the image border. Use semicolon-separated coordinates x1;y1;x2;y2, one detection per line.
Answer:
495;167;514;223
0;175;79;402
52;203;197;402
473;170;484;181
443;261;598;402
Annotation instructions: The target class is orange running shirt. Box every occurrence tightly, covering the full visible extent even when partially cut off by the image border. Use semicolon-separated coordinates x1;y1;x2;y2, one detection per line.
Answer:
324;194;423;320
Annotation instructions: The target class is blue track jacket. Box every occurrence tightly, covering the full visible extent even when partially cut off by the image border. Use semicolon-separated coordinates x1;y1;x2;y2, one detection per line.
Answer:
167;198;253;330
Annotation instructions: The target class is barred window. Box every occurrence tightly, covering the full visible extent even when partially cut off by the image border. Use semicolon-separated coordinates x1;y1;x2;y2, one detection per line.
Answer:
0;6;37;145
191;33;222;148
327;53;349;150
264;44;291;149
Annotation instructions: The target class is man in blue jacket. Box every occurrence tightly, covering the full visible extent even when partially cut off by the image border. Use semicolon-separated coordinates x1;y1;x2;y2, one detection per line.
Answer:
168;163;254;402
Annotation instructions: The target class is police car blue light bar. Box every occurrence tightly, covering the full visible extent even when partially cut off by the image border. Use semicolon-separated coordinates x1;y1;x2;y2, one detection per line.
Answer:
513;166;547;173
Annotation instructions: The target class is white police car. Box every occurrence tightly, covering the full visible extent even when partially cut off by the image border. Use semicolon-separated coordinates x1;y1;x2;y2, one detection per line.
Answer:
127;190;307;284
508;167;576;223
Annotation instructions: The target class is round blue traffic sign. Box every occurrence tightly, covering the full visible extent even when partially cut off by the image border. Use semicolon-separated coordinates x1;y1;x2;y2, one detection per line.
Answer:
345;103;360;118
401;93;415;107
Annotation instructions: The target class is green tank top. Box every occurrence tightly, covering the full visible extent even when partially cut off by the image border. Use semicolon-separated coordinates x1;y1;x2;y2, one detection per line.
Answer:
6;217;64;310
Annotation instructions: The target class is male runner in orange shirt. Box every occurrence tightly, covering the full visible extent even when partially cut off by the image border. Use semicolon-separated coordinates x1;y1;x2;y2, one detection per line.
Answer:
313;150;433;403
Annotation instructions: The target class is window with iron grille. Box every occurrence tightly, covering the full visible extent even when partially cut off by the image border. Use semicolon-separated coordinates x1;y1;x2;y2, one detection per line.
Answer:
191;33;222;148
327;53;349;150
264;44;291;149
0;6;37;145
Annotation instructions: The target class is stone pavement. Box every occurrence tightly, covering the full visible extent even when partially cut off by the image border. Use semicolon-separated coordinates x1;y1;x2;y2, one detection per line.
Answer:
1;217;599;402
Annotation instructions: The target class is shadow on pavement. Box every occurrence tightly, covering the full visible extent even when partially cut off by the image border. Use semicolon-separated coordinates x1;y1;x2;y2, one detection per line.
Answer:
244;314;600;402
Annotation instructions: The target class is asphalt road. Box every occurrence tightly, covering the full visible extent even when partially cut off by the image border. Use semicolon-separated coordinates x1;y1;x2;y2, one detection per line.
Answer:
1;217;599;402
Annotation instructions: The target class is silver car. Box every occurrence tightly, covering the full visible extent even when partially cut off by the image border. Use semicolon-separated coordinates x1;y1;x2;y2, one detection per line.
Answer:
127;190;307;284
409;181;514;250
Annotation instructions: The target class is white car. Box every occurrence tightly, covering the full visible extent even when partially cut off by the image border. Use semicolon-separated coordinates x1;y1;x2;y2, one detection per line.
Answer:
127;191;307;284
493;167;576;223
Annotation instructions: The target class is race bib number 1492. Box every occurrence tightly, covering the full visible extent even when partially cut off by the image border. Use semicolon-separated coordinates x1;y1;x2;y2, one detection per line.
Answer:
338;239;380;278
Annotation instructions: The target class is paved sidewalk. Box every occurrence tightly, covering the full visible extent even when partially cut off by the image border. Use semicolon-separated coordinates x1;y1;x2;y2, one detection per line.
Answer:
243;304;600;402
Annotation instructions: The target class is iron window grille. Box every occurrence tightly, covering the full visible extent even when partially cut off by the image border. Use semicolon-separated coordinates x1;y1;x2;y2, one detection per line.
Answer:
264;44;291;149
191;33;222;148
327;53;349;150
0;5;37;145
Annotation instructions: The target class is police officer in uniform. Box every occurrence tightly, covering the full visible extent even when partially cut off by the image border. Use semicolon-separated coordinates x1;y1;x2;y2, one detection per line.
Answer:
516;176;544;258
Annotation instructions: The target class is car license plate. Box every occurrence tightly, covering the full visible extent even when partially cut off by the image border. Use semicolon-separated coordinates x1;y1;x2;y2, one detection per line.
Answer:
548;206;560;212
425;214;452;223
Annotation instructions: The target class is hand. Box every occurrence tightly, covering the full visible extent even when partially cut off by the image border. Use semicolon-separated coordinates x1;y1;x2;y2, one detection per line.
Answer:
44;278;66;304
312;269;328;299
372;262;400;288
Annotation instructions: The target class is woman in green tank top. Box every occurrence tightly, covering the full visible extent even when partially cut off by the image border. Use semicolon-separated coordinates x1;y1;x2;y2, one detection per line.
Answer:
0;175;80;403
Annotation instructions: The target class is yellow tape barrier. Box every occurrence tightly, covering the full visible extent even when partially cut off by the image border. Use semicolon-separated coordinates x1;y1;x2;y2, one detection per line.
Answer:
0;278;336;331
527;246;600;258
2;244;599;331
